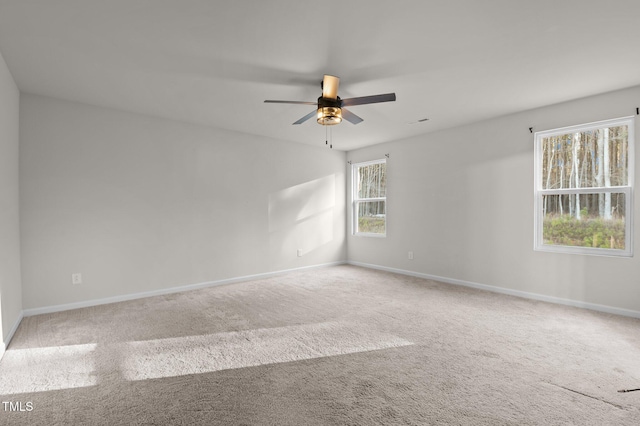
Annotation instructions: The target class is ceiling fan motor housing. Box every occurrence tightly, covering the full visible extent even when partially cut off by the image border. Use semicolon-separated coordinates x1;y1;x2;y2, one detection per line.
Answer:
317;96;342;125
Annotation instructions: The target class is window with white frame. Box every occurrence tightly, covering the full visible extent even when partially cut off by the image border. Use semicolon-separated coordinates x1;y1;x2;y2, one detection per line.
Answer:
534;116;634;256
352;159;387;236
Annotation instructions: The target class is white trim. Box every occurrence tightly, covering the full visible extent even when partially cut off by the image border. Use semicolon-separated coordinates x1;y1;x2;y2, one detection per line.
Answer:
535;115;636;138
7;260;640;356
351;158;387;168
1;310;24;360
538;186;630;195
351;158;387;237
352;232;387;238
348;261;640;319
533;116;634;257
23;261;346;317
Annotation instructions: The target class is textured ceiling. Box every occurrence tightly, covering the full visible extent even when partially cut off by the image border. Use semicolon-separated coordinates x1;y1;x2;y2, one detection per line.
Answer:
2;0;640;150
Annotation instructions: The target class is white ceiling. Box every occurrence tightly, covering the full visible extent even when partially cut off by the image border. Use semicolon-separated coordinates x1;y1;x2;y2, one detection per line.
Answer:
2;1;640;151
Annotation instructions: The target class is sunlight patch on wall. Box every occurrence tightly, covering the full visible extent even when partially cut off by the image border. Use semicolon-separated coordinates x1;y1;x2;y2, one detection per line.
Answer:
120;321;412;381
0;343;97;394
268;175;336;232
268;175;336;262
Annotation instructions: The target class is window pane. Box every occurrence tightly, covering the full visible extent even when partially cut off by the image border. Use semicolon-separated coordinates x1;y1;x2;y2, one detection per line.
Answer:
357;201;386;234
541;193;625;249
357;163;386;199
540;125;629;189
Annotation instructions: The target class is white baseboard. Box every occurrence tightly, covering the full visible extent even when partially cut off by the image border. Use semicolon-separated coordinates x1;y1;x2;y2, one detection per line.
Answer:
14;259;638;341
348;261;640;319
1;310;24;360
23;261;347;317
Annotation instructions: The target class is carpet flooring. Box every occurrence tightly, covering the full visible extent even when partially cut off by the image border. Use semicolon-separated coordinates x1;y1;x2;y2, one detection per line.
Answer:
1;265;639;425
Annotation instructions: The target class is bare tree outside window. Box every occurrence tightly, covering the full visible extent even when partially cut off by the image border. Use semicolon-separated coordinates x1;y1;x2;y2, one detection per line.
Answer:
535;117;634;256
353;160;386;235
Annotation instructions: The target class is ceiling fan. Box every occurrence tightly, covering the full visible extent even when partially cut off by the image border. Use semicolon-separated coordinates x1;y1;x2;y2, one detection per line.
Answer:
264;75;396;126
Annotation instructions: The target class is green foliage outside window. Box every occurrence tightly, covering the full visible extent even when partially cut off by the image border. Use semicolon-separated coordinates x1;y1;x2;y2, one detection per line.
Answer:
358;216;386;234
543;215;625;249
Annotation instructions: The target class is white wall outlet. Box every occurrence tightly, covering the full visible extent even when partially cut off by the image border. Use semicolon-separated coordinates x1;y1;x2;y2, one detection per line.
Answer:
297;249;302;257
72;273;82;285
408;251;414;260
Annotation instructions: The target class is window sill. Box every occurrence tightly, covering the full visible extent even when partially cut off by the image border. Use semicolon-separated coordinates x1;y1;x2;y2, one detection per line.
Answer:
534;244;632;258
353;233;387;238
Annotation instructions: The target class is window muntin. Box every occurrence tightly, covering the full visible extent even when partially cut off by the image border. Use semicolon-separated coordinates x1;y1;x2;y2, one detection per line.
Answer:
353;159;387;236
534;117;634;256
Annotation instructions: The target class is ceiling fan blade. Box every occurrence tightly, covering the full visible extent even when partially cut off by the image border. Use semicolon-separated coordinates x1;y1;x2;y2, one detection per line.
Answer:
293;110;318;125
322;75;340;100
341;93;396;107
264;100;317;105
341;108;363;125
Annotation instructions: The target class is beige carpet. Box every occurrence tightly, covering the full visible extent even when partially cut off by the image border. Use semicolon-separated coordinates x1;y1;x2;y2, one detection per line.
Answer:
1;265;639;425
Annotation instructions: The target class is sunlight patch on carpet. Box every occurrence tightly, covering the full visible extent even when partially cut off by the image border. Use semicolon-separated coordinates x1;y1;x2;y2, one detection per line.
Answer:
120;321;412;381
0;343;97;394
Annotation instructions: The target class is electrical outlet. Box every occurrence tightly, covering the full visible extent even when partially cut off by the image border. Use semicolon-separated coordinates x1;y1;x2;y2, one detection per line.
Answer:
408;251;414;260
72;273;82;285
297;249;302;257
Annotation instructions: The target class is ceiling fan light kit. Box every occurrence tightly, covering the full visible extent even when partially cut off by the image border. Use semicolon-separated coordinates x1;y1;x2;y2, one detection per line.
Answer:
317;105;342;125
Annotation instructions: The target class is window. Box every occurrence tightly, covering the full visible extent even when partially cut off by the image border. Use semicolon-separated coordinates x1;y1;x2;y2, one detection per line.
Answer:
534;116;634;256
352;159;387;236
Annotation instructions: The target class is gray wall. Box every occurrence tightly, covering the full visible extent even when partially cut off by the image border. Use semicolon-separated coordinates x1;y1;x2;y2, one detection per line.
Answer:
19;94;346;310
0;50;22;344
348;86;640;313
13;85;640;315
